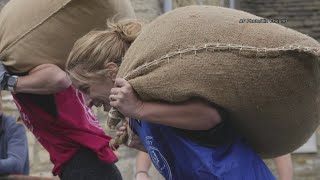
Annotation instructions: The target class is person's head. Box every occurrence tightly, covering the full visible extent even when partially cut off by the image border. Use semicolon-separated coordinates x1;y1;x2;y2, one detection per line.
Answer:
66;19;142;111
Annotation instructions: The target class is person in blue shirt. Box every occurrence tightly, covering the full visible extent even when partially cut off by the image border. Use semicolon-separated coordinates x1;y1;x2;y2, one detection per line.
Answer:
65;20;276;180
0;94;29;175
112;79;275;180
135;147;293;180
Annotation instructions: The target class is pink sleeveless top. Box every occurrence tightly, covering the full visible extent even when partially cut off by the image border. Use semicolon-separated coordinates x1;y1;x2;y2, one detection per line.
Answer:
12;86;117;175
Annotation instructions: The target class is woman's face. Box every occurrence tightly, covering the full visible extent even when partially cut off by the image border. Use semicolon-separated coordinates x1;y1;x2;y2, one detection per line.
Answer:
73;77;114;112
71;62;119;111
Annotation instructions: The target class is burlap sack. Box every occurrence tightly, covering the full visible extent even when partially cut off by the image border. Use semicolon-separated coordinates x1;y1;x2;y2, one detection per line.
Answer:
117;6;320;158
0;0;135;73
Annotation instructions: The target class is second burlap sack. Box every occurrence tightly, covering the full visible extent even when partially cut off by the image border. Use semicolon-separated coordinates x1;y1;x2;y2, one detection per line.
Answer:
117;6;320;158
0;0;135;73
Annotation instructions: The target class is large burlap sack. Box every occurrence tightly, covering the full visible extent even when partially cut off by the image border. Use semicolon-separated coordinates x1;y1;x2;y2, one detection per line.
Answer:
117;5;320;158
0;0;135;73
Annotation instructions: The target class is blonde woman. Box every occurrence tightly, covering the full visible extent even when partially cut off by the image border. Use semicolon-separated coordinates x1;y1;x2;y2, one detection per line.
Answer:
66;20;275;180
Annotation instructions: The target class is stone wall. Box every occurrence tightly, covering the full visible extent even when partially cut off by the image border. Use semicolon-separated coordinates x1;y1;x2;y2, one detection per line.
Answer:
130;0;223;22
240;0;320;41
0;0;8;8
172;0;222;8
131;0;162;22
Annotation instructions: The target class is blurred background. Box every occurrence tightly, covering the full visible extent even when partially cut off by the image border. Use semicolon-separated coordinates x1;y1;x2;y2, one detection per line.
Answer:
1;0;320;179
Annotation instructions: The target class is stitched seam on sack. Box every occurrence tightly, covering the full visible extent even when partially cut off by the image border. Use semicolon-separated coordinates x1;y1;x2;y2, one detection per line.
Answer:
0;0;73;57
123;43;320;80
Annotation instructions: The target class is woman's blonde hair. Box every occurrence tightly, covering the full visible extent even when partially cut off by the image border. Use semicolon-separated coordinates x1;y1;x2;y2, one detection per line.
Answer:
66;19;142;84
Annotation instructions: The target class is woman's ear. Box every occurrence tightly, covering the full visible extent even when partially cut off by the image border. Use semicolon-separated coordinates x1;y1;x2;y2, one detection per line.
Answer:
104;62;119;81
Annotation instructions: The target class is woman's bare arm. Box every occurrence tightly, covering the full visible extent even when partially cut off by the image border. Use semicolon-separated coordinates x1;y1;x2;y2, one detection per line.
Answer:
15;64;71;94
110;78;221;130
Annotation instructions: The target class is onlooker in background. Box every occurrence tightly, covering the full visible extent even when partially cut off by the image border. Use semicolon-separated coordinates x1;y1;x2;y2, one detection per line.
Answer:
274;154;293;180
0;92;29;175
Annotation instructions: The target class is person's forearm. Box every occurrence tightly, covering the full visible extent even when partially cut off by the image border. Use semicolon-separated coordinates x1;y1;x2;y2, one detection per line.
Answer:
15;73;70;94
136;152;151;172
135;152;151;180
136;100;221;130
274;154;293;180
14;64;71;94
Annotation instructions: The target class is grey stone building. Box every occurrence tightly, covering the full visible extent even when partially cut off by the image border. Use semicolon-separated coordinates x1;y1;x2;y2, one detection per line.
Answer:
0;0;8;8
240;0;320;41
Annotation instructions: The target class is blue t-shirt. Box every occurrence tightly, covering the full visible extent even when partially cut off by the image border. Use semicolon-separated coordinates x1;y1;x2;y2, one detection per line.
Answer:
130;119;275;180
0;115;29;175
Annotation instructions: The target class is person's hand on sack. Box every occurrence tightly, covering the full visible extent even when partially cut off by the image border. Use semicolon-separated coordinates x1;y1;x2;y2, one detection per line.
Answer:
116;120;146;152
109;78;144;118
